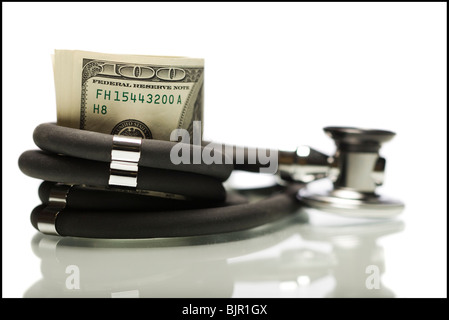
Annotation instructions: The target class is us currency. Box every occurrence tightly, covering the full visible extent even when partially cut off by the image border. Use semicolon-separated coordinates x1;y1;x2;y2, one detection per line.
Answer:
53;50;204;140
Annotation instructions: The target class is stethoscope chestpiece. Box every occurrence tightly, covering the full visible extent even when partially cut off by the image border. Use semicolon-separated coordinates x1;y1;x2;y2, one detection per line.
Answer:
297;126;405;218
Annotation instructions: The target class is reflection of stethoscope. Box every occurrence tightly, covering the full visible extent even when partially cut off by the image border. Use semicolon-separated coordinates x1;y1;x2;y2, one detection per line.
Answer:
24;213;404;298
19;123;404;238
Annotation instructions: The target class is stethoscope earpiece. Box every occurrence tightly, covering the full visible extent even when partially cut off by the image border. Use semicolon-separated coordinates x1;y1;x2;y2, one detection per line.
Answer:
295;126;404;218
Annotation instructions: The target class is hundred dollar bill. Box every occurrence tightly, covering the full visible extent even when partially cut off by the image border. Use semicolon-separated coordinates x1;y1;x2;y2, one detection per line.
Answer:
53;50;204;140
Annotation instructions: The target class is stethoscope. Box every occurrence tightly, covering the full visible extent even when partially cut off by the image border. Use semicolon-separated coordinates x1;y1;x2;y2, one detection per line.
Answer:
18;123;404;239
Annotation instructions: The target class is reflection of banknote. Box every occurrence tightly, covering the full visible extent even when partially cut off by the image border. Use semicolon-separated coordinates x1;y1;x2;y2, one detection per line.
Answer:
53;50;204;140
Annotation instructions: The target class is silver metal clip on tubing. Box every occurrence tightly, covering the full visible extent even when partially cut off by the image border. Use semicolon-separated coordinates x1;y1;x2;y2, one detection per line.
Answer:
108;135;142;188
37;184;72;236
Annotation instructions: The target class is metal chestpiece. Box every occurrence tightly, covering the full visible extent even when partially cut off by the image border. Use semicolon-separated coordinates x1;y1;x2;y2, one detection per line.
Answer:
279;127;404;218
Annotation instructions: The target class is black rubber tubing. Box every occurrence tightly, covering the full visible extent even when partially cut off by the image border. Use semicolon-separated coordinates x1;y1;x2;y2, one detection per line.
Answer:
33;122;233;181
33;123;280;177
30;184;303;239
38;181;247;211
19;150;226;201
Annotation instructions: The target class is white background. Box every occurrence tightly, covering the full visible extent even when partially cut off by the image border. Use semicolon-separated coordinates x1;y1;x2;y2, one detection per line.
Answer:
2;2;447;297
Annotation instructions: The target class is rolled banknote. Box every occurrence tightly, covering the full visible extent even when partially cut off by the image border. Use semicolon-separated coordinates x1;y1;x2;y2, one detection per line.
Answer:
53;50;204;140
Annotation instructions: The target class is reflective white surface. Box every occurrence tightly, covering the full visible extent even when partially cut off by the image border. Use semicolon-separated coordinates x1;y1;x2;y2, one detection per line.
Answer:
2;2;446;298
24;208;403;298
